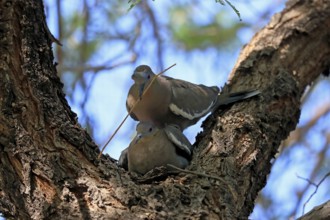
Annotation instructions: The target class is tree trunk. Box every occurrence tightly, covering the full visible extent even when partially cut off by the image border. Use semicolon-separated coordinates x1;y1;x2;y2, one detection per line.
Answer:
0;0;329;219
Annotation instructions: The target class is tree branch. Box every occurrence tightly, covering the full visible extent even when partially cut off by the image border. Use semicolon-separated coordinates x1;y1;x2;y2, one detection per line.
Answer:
298;200;330;220
0;0;329;219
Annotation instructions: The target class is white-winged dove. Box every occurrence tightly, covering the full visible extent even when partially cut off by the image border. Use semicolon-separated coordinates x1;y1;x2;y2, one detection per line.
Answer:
118;122;192;175
126;65;260;130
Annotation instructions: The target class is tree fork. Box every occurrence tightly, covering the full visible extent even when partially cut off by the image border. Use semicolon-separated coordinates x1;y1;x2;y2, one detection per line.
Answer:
0;0;329;219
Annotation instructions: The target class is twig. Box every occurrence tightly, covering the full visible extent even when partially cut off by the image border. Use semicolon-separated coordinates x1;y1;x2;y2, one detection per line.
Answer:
143;1;164;70
98;63;176;159
299;171;330;214
61;57;136;73
167;164;236;199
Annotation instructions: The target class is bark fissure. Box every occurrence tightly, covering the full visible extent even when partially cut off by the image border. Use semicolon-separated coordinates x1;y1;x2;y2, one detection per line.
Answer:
0;0;330;219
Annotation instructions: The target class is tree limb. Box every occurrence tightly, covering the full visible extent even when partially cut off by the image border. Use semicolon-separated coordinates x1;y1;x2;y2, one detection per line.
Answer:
0;0;329;219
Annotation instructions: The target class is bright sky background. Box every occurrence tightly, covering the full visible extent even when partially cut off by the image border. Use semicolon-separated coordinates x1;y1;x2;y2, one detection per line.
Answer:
2;1;327;219
45;1;330;219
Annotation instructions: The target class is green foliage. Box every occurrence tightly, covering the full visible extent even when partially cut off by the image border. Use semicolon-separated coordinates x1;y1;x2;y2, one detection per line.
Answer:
46;2;330;220
128;0;241;20
169;8;246;51
171;22;246;51
127;0;142;11
49;0;248;134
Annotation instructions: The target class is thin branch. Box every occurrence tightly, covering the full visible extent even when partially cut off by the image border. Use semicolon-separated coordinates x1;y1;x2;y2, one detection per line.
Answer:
289;138;330;219
143;1;164;70
281;103;330;150
299;171;330;215
55;0;63;52
61;57;136;73
167;164;237;201
167;164;227;184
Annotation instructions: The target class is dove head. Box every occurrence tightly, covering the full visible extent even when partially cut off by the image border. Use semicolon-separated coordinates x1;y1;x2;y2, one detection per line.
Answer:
136;122;158;135
132;65;155;84
134;122;158;143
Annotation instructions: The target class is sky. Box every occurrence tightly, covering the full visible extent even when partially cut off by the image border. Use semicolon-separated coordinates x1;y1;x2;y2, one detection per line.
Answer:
2;0;328;219
46;0;329;219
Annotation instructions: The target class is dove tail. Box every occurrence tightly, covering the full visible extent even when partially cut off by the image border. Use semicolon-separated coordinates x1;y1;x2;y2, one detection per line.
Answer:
216;89;260;106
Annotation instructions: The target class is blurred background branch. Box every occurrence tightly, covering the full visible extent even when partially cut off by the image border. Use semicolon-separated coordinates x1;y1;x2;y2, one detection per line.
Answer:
42;1;330;219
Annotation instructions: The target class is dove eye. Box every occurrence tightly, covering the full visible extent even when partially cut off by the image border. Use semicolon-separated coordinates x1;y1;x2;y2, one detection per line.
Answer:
149;127;153;132
147;75;150;79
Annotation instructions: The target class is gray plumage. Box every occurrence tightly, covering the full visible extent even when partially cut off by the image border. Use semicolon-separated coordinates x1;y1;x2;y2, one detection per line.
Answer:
118;122;192;175
126;65;260;130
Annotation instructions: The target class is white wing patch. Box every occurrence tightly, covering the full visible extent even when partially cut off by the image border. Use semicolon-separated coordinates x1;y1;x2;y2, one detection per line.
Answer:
167;132;191;155
169;99;216;120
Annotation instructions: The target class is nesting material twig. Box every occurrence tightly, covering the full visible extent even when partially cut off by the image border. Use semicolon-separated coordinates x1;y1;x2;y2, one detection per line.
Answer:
98;63;177;159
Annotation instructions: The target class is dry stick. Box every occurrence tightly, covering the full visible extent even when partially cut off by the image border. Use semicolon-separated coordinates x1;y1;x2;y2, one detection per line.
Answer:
301;171;330;215
166;164;237;199
98;63;177;159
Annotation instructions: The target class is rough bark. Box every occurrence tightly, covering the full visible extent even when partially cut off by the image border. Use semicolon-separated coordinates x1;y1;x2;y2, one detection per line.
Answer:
298;200;330;220
0;0;329;219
